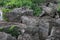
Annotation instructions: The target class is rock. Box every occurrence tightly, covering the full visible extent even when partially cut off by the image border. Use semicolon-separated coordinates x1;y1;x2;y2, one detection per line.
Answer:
40;6;55;17
48;3;57;9
32;33;40;40
43;6;55;15
6;11;21;22
46;27;60;40
46;18;60;40
25;26;39;34
46;27;55;40
40;3;58;18
43;6;53;13
56;18;60;24
39;16;52;39
39;11;45;17
21;16;41;40
18;34;32;40
6;7;33;22
21;16;39;27
12;7;33;16
16;23;27;34
0;32;16;40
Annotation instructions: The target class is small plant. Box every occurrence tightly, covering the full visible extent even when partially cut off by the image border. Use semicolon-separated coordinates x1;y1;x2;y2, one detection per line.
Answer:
32;0;46;5
31;4;42;16
6;25;20;38
2;8;11;13
0;27;4;31
0;25;20;38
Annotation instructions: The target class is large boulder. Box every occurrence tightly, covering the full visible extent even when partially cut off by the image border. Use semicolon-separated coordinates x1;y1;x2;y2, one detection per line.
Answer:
42;6;56;17
46;26;60;40
21;16;41;40
0;32;16;40
39;16;52;39
5;7;33;22
46;18;60;40
21;16;39;27
40;3;57;17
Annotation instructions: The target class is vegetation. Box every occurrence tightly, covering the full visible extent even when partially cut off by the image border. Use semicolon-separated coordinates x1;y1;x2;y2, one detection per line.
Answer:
0;0;44;16
2;8;11;21
0;25;20;38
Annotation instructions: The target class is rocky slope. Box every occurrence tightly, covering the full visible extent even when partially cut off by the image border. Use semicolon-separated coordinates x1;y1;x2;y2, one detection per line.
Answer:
0;0;60;40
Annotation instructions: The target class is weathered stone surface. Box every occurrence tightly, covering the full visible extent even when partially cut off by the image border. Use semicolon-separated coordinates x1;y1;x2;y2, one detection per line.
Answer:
32;33;40;40
12;7;33;16
21;16;39;27
48;3;57;9
18;34;32;40
6;11;21;22
0;32;16;40
42;6;56;17
46;27;60;40
6;7;33;22
20;16;41;40
40;2;57;17
43;6;53;13
39;16;52;39
55;18;60;24
46;18;60;40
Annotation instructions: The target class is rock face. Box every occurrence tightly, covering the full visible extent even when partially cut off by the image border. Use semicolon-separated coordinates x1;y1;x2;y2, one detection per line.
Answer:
0;32;16;40
18;34;32;40
21;16;39;27
12;7;33;16
21;16;40;40
40;3;58;17
0;1;60;40
42;6;56;17
6;7;33;22
39;17;51;39
46;18;60;40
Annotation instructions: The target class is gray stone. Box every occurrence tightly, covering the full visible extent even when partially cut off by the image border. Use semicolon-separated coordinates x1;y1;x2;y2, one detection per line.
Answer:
39;17;52;39
6;7;33;22
6;11;21;22
21;16;39;27
39;11;45;17
32;33;40;40
0;32;16;40
43;6;53;14
46;18;60;40
41;3;57;17
48;3;57;9
18;34;32;40
56;18;60;24
12;7;33;16
46;27;60;40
